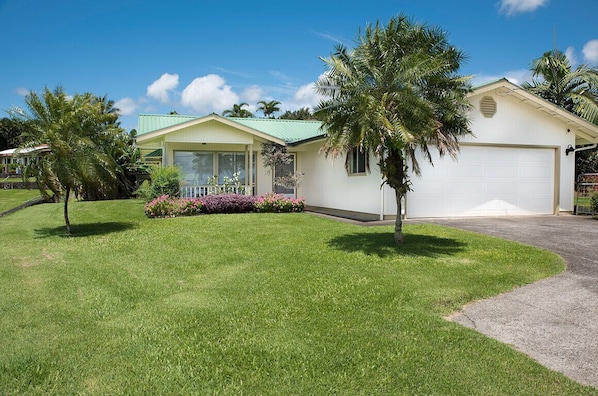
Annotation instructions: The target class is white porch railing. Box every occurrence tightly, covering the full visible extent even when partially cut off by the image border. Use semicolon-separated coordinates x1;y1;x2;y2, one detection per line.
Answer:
180;185;254;198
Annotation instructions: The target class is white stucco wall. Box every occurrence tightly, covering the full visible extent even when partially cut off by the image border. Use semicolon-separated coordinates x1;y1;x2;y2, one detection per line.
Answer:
465;91;576;212
297;141;384;216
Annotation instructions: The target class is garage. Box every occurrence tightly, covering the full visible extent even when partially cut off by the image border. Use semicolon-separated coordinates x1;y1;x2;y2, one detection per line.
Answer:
406;145;556;218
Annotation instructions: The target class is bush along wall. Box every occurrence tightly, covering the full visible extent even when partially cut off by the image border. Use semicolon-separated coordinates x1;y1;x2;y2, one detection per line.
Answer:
144;193;305;218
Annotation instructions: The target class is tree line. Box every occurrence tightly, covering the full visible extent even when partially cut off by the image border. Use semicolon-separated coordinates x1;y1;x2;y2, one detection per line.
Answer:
221;100;320;120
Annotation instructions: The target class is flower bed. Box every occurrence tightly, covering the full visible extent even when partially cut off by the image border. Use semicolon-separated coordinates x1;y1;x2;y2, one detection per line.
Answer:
144;193;305;218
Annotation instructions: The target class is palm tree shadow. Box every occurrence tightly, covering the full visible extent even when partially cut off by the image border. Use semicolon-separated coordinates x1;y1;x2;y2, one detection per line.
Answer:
34;222;137;238
328;230;466;258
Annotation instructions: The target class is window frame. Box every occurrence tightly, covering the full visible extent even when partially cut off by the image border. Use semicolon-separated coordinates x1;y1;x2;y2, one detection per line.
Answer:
348;147;367;175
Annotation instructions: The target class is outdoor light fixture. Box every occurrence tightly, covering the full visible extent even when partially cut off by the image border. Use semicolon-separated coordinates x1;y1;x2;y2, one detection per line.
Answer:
565;144;575;156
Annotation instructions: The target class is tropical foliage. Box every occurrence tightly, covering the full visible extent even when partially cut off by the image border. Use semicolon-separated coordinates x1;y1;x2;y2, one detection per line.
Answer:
279;107;319;120
315;14;472;244
135;165;183;202
257;100;281;118
13;87;125;234
522;49;598;125
222;102;253;118
522;49;598;176
0;117;28;151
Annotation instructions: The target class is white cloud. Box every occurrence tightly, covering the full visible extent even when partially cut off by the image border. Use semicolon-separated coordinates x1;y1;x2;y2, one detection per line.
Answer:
16;87;29;97
147;73;179;103
582;39;598;64
241;85;263;104
114;97;137;116
565;46;578;66
180;74;239;114
283;80;322;111
498;0;548;15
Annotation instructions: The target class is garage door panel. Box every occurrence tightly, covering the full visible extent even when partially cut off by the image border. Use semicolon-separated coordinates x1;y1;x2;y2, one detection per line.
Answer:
407;146;555;218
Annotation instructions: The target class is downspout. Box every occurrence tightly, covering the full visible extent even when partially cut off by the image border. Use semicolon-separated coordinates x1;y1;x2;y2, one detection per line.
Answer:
380;186;384;221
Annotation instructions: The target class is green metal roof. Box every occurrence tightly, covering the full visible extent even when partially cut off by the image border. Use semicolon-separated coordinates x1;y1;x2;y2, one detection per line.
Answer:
137;114;199;135
137;114;325;145
229;117;324;144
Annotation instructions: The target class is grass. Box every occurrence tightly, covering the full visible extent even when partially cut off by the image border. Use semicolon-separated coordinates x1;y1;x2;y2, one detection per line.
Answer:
0;189;43;213
0;199;596;395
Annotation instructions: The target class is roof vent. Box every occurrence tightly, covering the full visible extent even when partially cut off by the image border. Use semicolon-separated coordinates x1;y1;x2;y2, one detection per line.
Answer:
480;96;497;118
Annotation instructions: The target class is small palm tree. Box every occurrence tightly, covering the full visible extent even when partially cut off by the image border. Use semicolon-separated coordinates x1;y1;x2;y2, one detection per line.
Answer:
522;49;598;124
257;100;281;118
15;87;123;234
222;103;253;118
315;14;472;244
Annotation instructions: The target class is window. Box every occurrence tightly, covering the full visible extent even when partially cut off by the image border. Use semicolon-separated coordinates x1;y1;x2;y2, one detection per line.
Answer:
174;151;214;185
349;147;367;174
174;151;256;185
218;153;245;184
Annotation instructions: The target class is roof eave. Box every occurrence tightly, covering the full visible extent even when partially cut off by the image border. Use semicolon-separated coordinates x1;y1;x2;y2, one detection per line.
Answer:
136;113;287;146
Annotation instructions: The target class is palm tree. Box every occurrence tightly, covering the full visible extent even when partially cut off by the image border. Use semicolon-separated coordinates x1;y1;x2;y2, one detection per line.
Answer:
315;14;472;244
15;87;123;234
222;103;253;118
257;100;281;118
522;49;598;124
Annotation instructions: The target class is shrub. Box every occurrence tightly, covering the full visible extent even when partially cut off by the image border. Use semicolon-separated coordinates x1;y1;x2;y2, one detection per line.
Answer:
254;192;305;213
144;195;203;218
199;194;256;214
177;198;204;217
136;166;183;202
144;195;179;218
591;192;598;214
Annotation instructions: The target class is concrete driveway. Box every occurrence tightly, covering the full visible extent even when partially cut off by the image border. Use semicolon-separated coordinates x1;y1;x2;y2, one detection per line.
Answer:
414;215;598;389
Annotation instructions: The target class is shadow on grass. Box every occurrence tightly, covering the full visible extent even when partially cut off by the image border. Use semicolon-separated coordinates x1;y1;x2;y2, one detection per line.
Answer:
328;230;467;258
34;222;137;238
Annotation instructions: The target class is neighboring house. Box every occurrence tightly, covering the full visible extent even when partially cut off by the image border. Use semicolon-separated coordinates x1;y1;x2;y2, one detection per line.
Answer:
0;145;49;175
135;79;598;219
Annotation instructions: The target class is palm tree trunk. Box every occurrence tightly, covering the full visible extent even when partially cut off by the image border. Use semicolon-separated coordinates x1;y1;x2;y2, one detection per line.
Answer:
383;147;407;245
64;186;71;235
394;188;404;244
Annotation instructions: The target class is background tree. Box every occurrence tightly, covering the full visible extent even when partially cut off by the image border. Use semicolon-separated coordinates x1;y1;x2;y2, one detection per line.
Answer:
522;49;598;124
522;49;598;177
257;100;281;118
315;14;472;244
222;103;253;118
0;117;29;150
278;107;319;120
14;87;124;234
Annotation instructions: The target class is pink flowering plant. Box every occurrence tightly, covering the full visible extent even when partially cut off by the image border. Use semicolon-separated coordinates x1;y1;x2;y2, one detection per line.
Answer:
144;195;203;218
144;193;304;218
254;192;305;213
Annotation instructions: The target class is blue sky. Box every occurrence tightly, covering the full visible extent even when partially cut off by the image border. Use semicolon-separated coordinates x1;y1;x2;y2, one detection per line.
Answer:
1;0;597;132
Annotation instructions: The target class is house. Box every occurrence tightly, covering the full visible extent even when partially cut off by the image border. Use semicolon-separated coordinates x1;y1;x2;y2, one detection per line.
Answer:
135;79;598;219
0;145;49;175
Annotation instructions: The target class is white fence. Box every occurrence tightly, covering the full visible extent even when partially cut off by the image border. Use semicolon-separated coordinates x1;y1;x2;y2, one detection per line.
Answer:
180;185;253;198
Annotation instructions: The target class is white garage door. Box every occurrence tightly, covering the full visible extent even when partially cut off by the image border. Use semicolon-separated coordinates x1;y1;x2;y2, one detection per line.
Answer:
406;146;555;218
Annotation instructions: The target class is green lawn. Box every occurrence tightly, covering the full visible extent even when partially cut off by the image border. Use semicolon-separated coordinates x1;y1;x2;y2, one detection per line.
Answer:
0;189;42;213
0;200;595;395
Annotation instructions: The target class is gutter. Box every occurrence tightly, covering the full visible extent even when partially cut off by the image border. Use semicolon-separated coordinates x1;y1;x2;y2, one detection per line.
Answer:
566;143;598;156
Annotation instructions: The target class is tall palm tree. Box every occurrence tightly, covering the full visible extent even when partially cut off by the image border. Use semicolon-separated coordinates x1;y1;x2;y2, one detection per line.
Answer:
257;100;281;118
315;14;472;244
222;103;253;118
522;49;598;124
15;87;123;234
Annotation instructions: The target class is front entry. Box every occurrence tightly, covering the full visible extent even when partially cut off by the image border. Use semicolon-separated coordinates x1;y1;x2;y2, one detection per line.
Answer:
274;153;296;198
